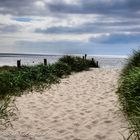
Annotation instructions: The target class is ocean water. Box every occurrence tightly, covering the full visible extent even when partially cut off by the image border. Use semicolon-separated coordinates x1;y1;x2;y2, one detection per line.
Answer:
0;54;128;68
93;56;127;68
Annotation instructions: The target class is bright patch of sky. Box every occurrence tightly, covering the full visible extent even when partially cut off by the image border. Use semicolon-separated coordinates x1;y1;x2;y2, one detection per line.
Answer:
13;17;32;22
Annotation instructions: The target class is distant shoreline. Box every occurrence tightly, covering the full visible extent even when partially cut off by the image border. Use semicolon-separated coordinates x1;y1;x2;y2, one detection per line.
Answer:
0;53;128;58
0;53;63;57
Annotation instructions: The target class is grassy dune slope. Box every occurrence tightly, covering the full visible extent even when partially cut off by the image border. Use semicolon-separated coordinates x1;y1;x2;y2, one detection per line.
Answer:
117;50;140;139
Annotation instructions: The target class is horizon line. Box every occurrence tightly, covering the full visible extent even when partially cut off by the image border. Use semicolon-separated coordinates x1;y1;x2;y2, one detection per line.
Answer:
0;53;128;58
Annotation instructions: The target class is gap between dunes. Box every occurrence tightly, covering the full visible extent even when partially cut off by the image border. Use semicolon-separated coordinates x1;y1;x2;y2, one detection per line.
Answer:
0;68;128;140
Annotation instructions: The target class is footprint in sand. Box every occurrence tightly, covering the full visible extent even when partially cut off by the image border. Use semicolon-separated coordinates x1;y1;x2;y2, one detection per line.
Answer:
73;123;80;127
68;116;75;121
92;120;98;125
73;138;81;140
85;124;92;129
57;129;66;134
104;120;112;123
94;133;106;139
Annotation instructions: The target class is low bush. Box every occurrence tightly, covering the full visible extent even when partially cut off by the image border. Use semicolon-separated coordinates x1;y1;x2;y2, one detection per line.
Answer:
59;55;98;72
51;62;71;78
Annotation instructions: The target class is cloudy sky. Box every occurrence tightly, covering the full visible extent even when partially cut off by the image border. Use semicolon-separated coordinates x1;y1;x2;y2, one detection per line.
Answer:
0;0;140;55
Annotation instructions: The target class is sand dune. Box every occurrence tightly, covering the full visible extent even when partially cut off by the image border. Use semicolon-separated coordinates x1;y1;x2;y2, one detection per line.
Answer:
0;68;128;140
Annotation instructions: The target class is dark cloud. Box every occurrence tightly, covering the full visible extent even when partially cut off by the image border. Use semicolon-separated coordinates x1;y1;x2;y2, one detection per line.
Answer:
0;0;46;16
48;1;123;14
47;0;140;18
127;0;140;10
35;25;99;34
35;19;140;35
0;24;21;33
0;0;139;18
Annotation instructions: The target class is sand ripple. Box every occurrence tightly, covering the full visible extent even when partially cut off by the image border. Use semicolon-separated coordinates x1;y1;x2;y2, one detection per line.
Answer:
0;68;128;140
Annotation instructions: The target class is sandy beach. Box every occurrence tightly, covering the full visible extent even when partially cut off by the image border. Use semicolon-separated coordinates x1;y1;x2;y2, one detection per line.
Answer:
0;68;128;140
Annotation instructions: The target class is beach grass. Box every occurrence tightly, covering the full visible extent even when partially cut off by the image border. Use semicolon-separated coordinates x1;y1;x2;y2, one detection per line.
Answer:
0;66;17;72
59;55;98;72
117;50;140;139
121;50;140;75
0;55;98;125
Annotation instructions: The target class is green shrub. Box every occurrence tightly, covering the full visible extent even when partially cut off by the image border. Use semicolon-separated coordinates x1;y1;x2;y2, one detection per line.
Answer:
59;55;98;72
0;72;14;98
85;59;99;68
0;66;17;72
122;50;140;75
51;62;71;78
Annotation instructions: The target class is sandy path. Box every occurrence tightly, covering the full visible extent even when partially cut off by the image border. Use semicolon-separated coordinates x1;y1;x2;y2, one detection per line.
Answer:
0;68;128;140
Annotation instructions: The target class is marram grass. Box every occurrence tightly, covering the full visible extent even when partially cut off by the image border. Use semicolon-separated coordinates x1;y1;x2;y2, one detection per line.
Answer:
117;50;140;139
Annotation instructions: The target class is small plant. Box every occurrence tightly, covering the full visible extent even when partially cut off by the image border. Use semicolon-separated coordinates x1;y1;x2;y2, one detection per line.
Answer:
0;96;17;129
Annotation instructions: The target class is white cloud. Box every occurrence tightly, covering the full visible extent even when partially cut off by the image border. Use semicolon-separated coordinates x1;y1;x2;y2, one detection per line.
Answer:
34;1;45;8
64;0;80;5
43;0;80;4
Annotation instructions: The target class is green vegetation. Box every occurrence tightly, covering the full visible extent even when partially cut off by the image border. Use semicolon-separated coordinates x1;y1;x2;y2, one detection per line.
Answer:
121;50;140;76
0;55;98;126
59;55;98;72
117;50;140;139
0;66;16;72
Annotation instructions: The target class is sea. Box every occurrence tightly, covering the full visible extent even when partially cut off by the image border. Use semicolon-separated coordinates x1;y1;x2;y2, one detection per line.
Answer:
0;53;128;69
